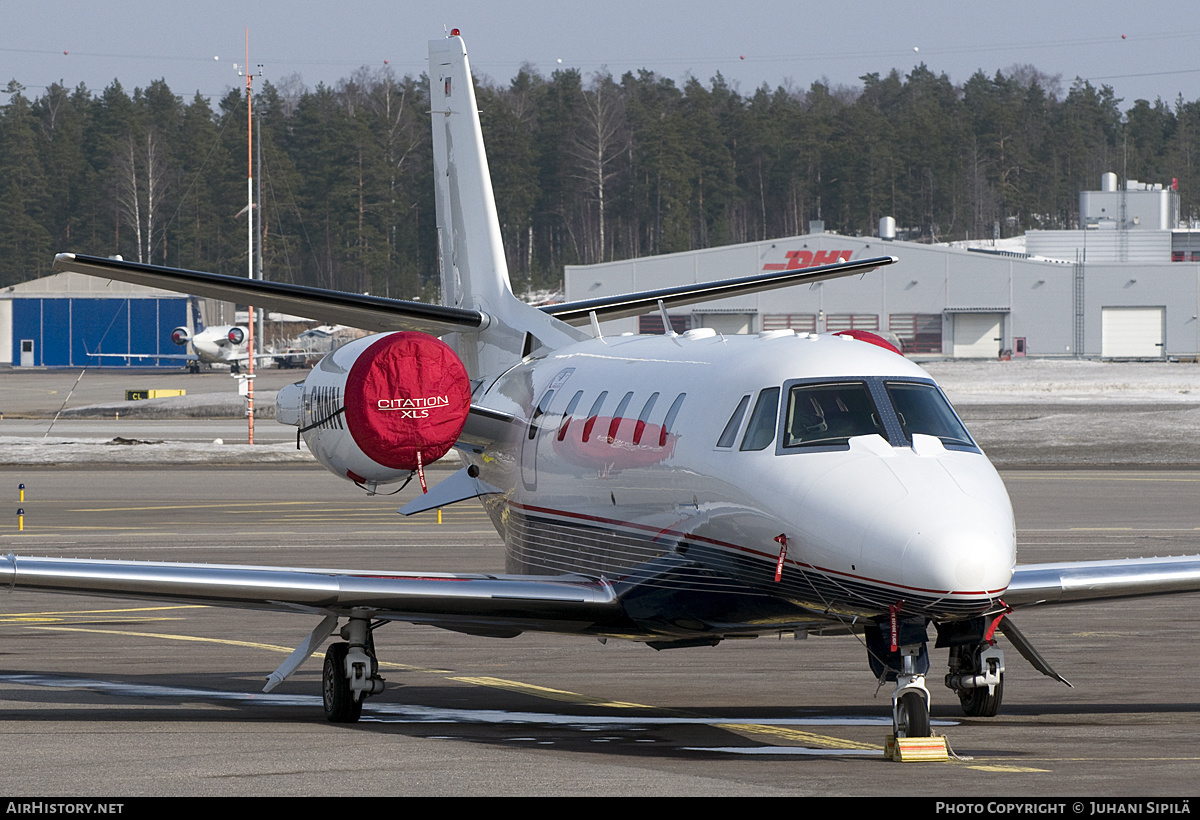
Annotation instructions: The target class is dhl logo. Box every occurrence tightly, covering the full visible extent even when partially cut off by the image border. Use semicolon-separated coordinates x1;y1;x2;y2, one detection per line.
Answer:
762;249;852;272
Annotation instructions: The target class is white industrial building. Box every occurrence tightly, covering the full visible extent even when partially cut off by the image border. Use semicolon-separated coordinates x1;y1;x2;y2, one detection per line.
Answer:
565;175;1200;359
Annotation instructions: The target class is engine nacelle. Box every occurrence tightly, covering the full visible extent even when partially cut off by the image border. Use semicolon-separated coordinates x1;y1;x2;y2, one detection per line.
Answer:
276;332;471;486
226;327;246;345
170;326;191;346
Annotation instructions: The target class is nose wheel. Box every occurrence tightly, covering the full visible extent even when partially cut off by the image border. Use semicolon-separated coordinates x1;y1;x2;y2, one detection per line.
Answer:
895;690;930;738
891;643;933;738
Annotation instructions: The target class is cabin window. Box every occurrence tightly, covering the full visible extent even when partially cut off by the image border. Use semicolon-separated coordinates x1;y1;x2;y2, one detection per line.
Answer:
784;382;882;447
716;395;751;448
608;391;635;442
581;391;608;443
528;389;556;440
740;387;780;451
557;390;585;441
633;392;660;445
884;382;973;447
660;393;686;447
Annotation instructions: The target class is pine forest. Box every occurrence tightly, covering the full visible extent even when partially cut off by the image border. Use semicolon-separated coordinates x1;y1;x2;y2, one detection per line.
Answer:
1;62;1198;298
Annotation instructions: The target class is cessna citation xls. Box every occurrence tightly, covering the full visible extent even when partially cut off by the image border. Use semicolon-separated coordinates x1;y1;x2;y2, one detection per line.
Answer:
8;33;1200;738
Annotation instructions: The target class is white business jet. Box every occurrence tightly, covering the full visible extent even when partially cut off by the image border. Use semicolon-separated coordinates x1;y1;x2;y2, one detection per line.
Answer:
87;319;261;373
8;33;1200;738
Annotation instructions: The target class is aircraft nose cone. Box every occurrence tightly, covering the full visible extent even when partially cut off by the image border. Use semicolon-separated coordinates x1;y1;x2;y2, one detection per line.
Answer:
853;446;1016;602
899;508;1014;594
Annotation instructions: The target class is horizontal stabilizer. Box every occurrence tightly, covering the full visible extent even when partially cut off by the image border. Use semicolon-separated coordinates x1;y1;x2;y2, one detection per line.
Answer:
543;255;898;326
398;466;501;516
53;253;488;336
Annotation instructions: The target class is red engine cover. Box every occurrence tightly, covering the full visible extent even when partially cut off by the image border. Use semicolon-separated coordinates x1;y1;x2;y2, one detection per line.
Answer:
343;332;471;471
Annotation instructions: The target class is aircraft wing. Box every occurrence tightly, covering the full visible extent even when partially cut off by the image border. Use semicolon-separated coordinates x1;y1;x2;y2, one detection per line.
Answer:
1006;554;1200;608
53;254;488;336
0;554;620;635
542;255;898;326
84;351;197;362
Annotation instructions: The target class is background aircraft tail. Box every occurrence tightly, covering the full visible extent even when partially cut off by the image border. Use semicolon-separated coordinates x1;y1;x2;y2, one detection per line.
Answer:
428;34;585;380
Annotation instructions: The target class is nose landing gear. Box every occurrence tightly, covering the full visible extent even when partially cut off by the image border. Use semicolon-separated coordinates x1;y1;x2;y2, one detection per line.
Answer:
865;614;934;738
891;644;932;738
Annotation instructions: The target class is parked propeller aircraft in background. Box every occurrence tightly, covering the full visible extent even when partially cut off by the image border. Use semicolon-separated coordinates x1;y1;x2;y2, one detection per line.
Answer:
7;33;1200;738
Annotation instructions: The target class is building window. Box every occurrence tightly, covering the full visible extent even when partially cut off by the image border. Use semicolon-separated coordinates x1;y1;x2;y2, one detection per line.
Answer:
639;314;691;335
762;314;817;333
889;314;942;354
825;314;879;333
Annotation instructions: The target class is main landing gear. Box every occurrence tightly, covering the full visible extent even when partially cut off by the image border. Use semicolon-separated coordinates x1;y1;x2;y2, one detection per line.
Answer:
945;641;1005;717
937;617;1005;718
264;613;386;723
322;617;385;723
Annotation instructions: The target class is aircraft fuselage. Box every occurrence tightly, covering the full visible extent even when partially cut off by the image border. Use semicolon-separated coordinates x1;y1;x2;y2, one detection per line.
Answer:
470;329;1016;639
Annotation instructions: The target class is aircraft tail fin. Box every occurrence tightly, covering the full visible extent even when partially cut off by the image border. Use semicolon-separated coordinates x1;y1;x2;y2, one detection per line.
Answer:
428;34;585;378
190;296;204;335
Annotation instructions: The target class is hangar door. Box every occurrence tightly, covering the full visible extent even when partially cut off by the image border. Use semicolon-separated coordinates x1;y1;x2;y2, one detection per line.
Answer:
951;313;1005;358
695;313;754;335
1101;307;1164;359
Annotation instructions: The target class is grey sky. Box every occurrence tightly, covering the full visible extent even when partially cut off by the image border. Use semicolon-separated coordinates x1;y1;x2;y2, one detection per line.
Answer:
4;1;1199;107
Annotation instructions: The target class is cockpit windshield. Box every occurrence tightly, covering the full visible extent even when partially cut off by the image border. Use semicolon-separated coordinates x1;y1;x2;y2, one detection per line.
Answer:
784;382;883;447
884;381;974;447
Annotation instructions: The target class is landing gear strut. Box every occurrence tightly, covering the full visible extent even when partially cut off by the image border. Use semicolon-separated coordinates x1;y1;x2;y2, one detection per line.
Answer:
865;615;933;738
322;616;385;723
946;641;1004;717
891;644;932;738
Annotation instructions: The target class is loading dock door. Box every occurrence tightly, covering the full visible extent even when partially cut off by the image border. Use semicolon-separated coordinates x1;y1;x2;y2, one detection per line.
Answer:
1101;307;1165;358
952;313;1004;358
695;313;754;335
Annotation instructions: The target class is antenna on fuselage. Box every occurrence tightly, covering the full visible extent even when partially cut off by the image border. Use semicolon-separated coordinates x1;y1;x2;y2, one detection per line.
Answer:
656;300;676;338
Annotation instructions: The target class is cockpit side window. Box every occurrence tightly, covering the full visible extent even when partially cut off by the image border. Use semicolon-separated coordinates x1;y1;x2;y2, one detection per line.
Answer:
784;382;882;447
884;382;974;447
716;394;751;448
740;387;781;451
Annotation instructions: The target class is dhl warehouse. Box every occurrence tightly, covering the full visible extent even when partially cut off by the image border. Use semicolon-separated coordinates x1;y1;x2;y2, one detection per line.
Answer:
566;174;1200;359
4;175;1200;366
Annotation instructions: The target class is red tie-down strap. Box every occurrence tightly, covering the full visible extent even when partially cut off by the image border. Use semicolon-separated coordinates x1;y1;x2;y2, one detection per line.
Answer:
773;534;789;582
416;450;428;494
889;600;904;652
984;600;1013;642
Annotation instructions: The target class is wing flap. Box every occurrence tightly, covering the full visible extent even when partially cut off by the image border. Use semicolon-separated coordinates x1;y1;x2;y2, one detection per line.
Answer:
2;555;620;631
543;255;898;326
1006;554;1200;607
53;253;487;336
